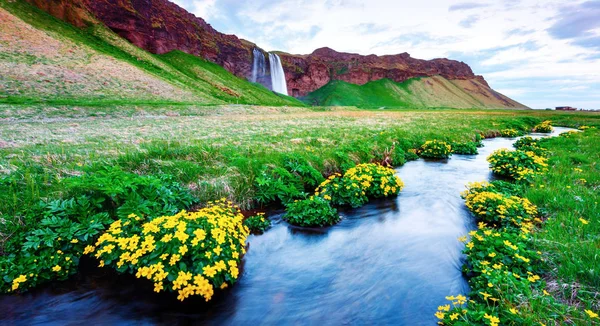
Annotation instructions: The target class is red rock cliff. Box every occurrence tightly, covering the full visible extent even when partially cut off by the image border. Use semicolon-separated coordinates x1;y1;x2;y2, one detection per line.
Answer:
278;47;488;97
25;0;489;97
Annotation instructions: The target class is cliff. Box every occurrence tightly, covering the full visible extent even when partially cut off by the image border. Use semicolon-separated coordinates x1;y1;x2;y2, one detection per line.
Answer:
279;47;488;97
23;0;518;107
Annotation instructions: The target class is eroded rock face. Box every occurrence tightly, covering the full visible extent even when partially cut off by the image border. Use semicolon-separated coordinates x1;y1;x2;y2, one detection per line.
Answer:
26;0;489;97
26;0;256;78
279;47;488;97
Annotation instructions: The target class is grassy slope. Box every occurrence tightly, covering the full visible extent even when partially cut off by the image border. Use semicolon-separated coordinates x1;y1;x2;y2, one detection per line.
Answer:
303;76;527;109
524;129;600;323
0;0;301;107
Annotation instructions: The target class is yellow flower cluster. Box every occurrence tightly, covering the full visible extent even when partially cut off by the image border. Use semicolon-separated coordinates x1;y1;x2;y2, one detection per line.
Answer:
501;129;519;137
533;120;553;133
420;140;452;159
314;164;403;208
487;148;548;181
439;177;549;324
344;163;404;197
11;275;27;291
464;189;538;229
88;199;249;301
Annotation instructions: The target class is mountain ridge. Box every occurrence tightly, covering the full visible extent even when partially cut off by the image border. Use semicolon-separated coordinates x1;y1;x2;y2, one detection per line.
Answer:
13;0;528;109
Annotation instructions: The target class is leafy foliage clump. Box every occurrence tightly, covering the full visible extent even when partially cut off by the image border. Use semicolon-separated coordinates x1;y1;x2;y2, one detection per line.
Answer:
500;129;520;137
243;213;271;234
315;163;404;208
1;168;197;294
451;141;479;155
513;136;547;156
254;156;324;206
285;196;340;227
419;140;452;159
487;149;548;181
533;120;553;133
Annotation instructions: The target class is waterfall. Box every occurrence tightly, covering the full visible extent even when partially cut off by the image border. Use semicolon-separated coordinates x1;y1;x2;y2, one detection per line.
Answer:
269;53;288;95
251;48;266;83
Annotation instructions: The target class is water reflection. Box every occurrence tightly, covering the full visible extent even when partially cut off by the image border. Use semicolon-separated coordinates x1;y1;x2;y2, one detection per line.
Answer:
0;128;572;325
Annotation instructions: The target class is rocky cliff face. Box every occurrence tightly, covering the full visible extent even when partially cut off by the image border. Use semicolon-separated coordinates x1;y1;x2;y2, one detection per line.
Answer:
26;0;490;98
25;0;256;77
278;47;488;97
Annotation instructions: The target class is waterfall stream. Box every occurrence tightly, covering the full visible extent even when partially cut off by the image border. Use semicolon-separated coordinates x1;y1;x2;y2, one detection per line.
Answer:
251;48;266;83
269;53;288;96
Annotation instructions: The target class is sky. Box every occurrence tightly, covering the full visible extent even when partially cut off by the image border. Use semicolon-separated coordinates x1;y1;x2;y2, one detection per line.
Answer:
170;0;600;110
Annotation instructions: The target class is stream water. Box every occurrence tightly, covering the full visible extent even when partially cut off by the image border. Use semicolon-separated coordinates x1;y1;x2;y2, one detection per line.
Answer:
0;128;572;325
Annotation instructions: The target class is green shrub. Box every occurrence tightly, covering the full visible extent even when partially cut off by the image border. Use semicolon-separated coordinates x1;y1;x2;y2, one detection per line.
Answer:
244;213;272;234
513;136;537;149
533;120;553;133
405;149;420;161
315;163;404;208
451;141;479;155
282;155;325;189
255;166;305;205
1;197;112;293
487;149;548;181
475;133;485;147
91;199;249;301
285;196;340;227
1;169;197;294
419;140;452;159
65;167;198;219
254;157;324;206
501;129;520;137
391;146;408;166
513;136;547;156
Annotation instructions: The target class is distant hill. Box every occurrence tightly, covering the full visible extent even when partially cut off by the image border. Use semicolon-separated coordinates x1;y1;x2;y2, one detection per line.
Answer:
303;77;529;109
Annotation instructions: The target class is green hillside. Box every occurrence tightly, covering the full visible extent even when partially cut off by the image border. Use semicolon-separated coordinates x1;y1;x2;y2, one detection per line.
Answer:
302;76;528;109
0;0;302;107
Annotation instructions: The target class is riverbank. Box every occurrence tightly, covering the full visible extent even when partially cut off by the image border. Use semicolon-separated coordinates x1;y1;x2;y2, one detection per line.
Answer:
526;128;599;324
437;127;599;325
1;105;599;322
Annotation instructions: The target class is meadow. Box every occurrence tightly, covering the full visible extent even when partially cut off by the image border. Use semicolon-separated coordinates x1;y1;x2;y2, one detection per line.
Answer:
1;104;599;324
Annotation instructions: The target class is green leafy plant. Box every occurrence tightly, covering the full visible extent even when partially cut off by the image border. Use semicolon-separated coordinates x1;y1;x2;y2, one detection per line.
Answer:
284;196;340;227
66;167;198;219
0;197;112;293
315;163;404;208
419;140;452;159
533;120;553;133
451;141;479;155
501;129;520;137
243;213;272;234
475;133;485;147
487;149;548;181
513;136;547;156
1;169;197;294
255;166;305;206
